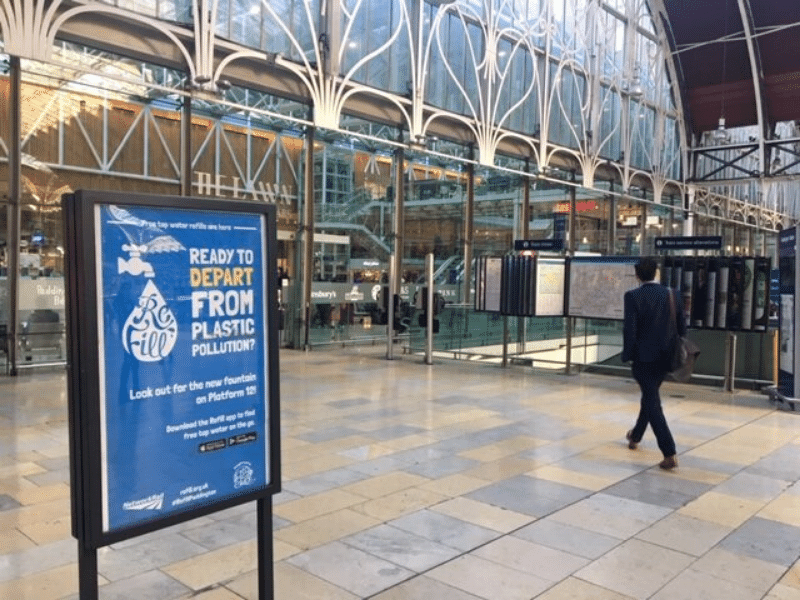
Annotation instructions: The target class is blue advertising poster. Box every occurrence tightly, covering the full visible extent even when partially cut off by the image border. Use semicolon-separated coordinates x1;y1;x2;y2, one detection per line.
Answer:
95;204;269;532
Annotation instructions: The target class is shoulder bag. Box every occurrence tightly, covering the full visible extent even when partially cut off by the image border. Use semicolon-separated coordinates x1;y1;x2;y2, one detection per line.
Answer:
667;289;700;382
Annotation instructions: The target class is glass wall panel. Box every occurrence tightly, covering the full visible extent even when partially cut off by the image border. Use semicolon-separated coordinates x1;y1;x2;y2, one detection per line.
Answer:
101;0;190;23
14;54;187;366
342;0;410;95
425;12;481;116
303;133;394;346
259;0;319;61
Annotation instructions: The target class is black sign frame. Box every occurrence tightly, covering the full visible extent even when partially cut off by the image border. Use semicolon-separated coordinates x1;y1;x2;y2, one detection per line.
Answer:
64;190;282;552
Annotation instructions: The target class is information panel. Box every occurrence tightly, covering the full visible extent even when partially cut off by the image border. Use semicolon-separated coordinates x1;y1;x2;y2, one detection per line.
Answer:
535;258;565;316
65;191;280;548
97;204;269;532
567;257;639;320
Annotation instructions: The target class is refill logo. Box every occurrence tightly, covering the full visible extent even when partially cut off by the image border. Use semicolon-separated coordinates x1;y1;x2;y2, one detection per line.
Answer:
123;280;178;361
107;205;184;362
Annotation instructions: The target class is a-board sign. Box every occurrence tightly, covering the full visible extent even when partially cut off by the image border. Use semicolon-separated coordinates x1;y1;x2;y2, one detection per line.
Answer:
64;191;281;549
514;239;564;251
654;236;722;250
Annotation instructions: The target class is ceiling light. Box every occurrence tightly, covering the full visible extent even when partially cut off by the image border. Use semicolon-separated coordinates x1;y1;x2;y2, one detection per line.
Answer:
713;117;730;143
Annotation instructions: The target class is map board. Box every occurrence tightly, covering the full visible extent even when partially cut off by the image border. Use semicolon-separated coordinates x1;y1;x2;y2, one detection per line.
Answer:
535;258;565;316
567;257;639;320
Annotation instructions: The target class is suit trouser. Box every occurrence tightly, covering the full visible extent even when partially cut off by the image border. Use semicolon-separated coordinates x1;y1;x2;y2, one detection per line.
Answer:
630;360;676;458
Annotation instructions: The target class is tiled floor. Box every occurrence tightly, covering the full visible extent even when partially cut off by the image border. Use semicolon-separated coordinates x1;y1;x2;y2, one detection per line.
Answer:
2;347;800;599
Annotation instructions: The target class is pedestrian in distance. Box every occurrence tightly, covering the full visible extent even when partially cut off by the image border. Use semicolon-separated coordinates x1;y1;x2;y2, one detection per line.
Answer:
621;257;682;470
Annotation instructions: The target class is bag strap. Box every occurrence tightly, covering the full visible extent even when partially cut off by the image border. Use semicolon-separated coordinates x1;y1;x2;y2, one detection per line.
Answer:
667;287;678;335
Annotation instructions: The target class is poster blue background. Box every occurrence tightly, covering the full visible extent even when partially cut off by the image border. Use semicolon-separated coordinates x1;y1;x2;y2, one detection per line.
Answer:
98;205;269;532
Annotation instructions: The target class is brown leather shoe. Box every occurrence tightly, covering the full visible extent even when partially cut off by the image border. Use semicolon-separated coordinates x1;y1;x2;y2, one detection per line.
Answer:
626;430;637;450
659;455;678;470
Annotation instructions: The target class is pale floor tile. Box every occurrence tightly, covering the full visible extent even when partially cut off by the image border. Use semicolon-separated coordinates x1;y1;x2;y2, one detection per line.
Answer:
273;489;365;523
340;471;430;500
352;487;448;521
184;587;245;600
779;561;800;589
763;583;800;600
431;497;533;532
758;493;800;527
427;554;553;600
417;473;488;498
16;512;71;546
549;494;670;539
690;548;786;595
0;462;47;480
513;519;621;560
450;416;516;433
528;464;621;491
0;498;70;532
371;575;482;600
0;528;37;553
461;457;539;482
226;563;359;600
336;443;398;461
0;564;78;600
313;435;384;454
650;565;773;600
272;538;301;562
678;492;766;528
91;569;189;600
377;433;440;452
286;541;413;598
273;508;381;550
473;536;589;582
575;539;694;600
162;541;255;591
342;524;461;572
281;453;356;479
667;466;729;486
686;441;769;465
534;577;635;600
3;482;69;506
635;513;732;556
275;562;360;600
458;436;546;462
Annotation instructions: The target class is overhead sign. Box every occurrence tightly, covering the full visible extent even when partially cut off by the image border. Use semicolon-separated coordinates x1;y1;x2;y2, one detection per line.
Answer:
654;236;722;250
64;191;281;549
514;239;564;251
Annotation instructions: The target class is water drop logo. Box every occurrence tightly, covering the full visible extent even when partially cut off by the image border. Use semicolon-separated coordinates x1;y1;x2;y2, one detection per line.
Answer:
107;205;185;363
123;280;178;361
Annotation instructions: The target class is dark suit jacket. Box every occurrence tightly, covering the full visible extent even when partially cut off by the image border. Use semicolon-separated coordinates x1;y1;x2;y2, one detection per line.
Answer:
622;281;686;364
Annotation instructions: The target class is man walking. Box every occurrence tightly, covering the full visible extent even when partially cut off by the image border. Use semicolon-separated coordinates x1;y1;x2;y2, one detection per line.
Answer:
622;257;682;470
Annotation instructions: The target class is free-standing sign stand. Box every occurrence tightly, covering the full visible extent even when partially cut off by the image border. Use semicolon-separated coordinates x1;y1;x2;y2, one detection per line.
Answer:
63;191;281;599
771;226;800;409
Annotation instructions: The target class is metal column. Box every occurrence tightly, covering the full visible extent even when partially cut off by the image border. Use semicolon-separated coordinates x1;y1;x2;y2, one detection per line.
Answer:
795;228;800;398
425;253;434;365
724;332;737;392
180;93;193;196
463;157;475;305
393;145;405;294
565;183;576;375
301;125;315;350
386;253;396;360
7;57;21;376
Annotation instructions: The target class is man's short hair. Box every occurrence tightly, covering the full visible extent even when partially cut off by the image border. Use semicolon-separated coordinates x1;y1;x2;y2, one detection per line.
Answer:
635;257;658;282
